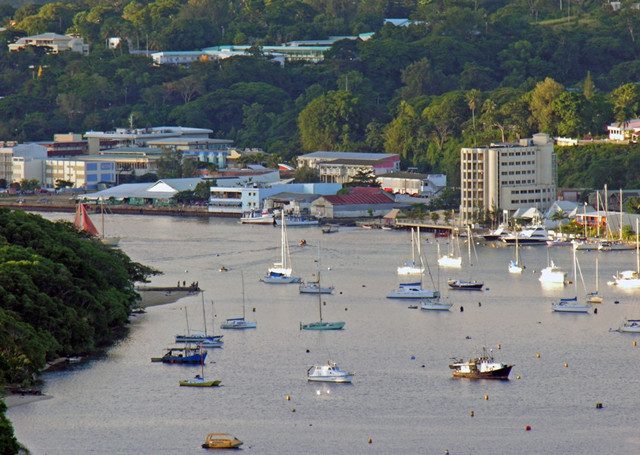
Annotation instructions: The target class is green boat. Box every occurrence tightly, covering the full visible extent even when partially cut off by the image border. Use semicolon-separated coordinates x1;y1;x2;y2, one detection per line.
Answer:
300;271;345;330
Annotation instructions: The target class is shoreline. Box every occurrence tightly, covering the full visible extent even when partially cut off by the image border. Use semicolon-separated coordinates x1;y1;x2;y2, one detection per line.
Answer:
3;393;52;408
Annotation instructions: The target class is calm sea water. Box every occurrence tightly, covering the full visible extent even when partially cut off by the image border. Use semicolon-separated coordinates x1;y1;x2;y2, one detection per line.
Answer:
7;214;640;454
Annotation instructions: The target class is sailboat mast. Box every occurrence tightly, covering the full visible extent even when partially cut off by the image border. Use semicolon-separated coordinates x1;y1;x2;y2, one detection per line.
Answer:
281;211;286;268
636;219;639;275
572;244;577;296
201;292;207;337
185;307;190;336
318;270;323;322
620;188;623;242
241;270;246;319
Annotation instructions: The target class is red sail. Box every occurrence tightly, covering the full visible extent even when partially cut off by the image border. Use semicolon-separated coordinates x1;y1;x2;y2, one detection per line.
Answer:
75;204;100;237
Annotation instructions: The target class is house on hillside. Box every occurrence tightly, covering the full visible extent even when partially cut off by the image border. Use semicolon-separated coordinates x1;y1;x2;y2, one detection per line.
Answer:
9;33;89;54
607;119;640;142
310;187;400;219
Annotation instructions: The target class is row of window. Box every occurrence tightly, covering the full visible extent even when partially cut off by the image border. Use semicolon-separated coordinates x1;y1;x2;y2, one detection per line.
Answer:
501;160;534;166
501;170;535;175
500;151;535;157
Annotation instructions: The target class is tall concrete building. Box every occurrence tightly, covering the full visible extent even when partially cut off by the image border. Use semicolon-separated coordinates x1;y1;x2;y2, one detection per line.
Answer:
460;133;557;224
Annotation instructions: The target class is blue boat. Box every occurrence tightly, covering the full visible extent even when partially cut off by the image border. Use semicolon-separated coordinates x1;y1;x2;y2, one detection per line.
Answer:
151;347;207;364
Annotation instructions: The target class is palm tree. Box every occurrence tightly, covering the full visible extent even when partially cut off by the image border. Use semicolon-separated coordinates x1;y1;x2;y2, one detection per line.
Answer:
550;209;569;235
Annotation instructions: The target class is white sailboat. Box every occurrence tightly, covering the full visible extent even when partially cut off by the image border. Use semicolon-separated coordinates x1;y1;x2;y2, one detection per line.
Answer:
447;227;484;290
586;258;603;303
608;219;640;288
175;294;224;346
221;271;257;329
437;233;462;268
262;210;301;284
300;271;345;330
299;242;334;294
508;234;524;274
551;248;591;313
397;228;425;275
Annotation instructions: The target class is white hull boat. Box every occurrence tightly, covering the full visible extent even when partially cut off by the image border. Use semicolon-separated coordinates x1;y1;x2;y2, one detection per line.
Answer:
539;261;566;284
263;211;300;284
398;228;425;275
420;298;452;311
616;319;640;333
299;281;334;294
387;282;439;299
307;362;354;383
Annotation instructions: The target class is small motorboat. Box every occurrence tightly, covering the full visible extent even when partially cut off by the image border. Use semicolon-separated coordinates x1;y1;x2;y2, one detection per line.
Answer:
299;280;334;294
307;361;354;383
447;279;483;290
151;347;207;364
449;347;514;379
201;433;243;449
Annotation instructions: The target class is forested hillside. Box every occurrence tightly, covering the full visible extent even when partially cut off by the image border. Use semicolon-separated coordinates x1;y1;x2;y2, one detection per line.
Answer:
1;0;640;185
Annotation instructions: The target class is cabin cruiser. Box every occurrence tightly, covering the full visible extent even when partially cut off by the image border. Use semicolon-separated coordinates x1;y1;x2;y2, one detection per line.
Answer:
307;361;354;383
502;226;549;245
387;282;439;299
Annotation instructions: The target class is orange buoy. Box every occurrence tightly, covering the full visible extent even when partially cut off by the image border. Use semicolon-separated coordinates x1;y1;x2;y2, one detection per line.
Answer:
470;410;474;417
525;425;532;431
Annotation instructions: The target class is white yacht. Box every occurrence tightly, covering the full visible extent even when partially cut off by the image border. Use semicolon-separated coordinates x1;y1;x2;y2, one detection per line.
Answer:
502;226;549;245
307;361;354;383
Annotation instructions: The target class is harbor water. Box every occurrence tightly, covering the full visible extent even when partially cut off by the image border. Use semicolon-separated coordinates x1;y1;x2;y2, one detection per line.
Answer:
7;214;640;454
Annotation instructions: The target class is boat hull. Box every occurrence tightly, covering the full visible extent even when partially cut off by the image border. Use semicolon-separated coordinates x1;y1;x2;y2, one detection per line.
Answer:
220;318;257;329
262;275;301;284
300;321;345;330
179;379;221;387
307;375;353;383
202;434;243;449
420;300;452;311
299;283;334;294
451;365;513;380
447;280;483;290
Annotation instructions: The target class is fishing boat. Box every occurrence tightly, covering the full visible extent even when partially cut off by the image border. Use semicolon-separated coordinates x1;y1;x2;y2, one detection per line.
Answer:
300;271;345;330
387;282;440;299
151;346;207;364
175;294;224;346
307;361;354;383
201;433;243;449
240;205;276;224
449;347;514;379
397;228;425;275
179;344;220;387
262;210;301;284
74;201;120;247
551;248;591;313
220;271;257;329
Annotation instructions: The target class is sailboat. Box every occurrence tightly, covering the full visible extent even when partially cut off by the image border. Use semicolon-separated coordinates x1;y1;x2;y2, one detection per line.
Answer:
262;210;301;284
300;271;345;330
179;343;221;387
175;293;224;346
586;258;603;303
508;234;524;274
608;219;640;288
98;198;120;247
74;201;119;247
299;242;334;294
448;227;484;290
397;228;425;275
220;271;257;329
551;247;591;313
437;232;462;268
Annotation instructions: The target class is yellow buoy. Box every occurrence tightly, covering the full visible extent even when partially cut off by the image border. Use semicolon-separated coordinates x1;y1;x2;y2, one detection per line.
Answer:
484;395;489;400
516;375;521;379
634;341;637;347
536;353;540;358
470;410;474;417
291;408;296;412
286;395;290;401
368;439;372;444
564;363;568;367
497;344;501;349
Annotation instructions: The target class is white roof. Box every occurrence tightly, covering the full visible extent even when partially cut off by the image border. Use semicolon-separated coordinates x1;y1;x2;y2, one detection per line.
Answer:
79;178;206;200
300;151;397;161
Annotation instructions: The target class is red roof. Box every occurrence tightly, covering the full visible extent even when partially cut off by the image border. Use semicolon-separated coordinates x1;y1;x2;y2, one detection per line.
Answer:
323;191;394;206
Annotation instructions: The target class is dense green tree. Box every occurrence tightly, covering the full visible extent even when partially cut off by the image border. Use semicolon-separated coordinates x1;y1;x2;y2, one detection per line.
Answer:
528;77;564;133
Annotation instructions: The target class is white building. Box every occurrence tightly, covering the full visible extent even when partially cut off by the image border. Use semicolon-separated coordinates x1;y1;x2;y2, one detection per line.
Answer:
377;172;446;197
460;133;557;224
8;33;89;54
0;142;48;184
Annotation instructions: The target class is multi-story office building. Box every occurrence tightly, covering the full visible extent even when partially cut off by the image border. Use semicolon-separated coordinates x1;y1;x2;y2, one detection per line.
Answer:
460;133;556;224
